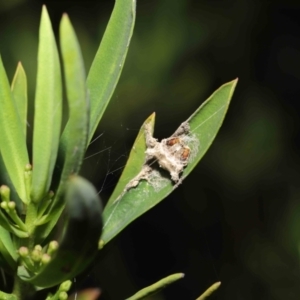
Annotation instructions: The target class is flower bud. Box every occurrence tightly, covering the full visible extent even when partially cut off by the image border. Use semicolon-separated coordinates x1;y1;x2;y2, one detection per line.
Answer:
41;253;51;265
59;280;72;292
19;247;29;257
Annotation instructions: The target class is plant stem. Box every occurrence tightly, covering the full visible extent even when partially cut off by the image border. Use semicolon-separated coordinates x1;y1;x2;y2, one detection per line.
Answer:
12;276;35;300
24;202;38;247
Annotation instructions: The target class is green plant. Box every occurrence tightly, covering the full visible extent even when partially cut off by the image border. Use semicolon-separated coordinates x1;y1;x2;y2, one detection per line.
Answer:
0;1;237;299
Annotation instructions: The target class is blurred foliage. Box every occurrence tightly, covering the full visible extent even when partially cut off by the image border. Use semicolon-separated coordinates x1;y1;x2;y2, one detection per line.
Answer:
1;0;300;299
0;0;26;11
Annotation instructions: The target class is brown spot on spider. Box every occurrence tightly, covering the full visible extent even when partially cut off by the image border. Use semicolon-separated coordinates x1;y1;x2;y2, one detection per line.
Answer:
180;146;191;161
166;137;181;147
166;136;191;161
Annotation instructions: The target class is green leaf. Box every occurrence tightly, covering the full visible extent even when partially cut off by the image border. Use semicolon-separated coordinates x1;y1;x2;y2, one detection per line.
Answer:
196;282;221;300
106;113;155;207
18;176;103;288
6;62;28;210
126;273;184;300
0;57;29;204
180;79;238;179
34;14;89;243
11;62;28;138
58;14;88;182
0;291;17;300
31;6;62;203
0;209;29;238
86;0;136;143
101;79;238;244
0;226;17;270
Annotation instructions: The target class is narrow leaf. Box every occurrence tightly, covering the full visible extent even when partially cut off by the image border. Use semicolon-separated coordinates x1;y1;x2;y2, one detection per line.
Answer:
101;79;238;244
31;6;62;203
0;57;29;203
196;282;221;300
34;14;89;243
0;227;17;270
181;79;238;179
126;273;184;300
86;0;136;143
0;209;29;238
58;14;88;182
11;62;28;138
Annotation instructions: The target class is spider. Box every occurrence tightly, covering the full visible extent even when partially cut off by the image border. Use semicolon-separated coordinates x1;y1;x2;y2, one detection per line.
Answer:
166;137;191;161
180;146;190;161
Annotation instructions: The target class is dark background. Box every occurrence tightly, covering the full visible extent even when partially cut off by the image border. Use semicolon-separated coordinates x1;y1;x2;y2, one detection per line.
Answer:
1;0;300;299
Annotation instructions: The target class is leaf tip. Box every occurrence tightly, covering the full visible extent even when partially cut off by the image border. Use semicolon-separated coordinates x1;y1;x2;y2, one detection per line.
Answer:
15;61;25;76
223;78;238;96
41;5;51;23
41;4;48;14
148;112;156;121
144;112;156;128
61;13;70;23
230;78;238;92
